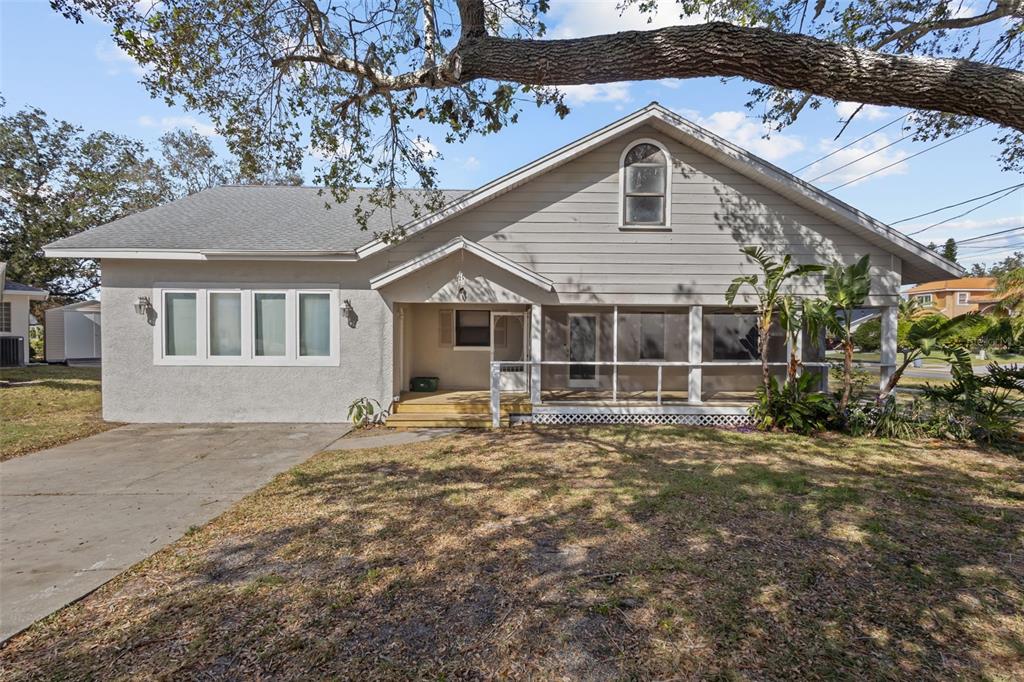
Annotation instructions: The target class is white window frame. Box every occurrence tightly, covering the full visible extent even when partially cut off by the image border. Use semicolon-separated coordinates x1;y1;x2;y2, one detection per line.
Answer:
152;284;340;366
618;138;672;230
956;292;970;305
916;293;933;305
453;309;492;351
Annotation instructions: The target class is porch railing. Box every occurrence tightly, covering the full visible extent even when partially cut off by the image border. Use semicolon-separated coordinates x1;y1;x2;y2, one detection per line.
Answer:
488;360;830;428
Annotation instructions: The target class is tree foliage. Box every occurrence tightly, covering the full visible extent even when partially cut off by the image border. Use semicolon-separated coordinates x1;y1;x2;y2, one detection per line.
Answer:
47;0;1024;239
0;104;171;298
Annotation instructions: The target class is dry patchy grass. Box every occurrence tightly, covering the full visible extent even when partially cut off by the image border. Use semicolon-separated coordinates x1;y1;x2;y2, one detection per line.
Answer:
1;427;1022;679
0;365;114;461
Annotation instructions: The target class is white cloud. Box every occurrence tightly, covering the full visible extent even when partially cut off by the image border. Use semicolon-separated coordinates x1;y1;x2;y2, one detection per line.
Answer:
802;133;909;187
547;0;701;38
138;114;217;137
95;40;146;77
560;82;632;106
835;101;890;122
680;109;804;162
463;156;480;171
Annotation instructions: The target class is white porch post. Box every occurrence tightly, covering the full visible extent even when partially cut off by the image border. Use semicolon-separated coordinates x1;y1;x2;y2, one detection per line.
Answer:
490;361;501;428
880;305;898;392
530;304;542;405
688;305;703;404
612;305;618;402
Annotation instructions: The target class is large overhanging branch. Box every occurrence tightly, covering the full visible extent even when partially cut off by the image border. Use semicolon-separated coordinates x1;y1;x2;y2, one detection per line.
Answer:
273;19;1024;133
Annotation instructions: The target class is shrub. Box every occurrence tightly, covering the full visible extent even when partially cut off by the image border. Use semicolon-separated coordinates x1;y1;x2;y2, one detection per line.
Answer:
852;318;881;352
347;397;388;428
749;373;834;435
922;363;1024;445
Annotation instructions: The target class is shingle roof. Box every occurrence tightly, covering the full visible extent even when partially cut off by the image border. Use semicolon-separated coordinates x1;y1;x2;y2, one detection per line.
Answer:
45;186;467;253
3;281;47;294
907;277;997;294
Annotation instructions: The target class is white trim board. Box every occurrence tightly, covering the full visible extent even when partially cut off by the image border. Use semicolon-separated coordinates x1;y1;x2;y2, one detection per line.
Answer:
368;236;555;292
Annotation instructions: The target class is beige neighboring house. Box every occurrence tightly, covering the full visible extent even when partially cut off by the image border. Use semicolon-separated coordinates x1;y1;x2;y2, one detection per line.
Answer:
906;277;1002;316
1;280;49;366
42;103;962;427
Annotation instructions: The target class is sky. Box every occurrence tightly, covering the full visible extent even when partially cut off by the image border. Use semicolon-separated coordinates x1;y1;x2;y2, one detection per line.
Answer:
1;0;1022;269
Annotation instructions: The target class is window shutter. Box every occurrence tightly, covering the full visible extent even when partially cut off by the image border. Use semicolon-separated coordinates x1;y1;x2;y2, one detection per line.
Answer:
438;309;453;347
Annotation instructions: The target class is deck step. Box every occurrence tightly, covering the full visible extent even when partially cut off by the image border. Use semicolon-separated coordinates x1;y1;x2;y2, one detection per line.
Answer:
386;412;499;428
392;402;531;415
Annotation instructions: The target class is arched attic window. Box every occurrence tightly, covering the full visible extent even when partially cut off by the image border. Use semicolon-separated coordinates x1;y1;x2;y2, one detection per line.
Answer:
621;140;670;227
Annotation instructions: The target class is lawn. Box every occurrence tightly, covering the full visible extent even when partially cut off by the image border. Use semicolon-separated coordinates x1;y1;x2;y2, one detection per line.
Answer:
1;427;1021;679
0;365;114;461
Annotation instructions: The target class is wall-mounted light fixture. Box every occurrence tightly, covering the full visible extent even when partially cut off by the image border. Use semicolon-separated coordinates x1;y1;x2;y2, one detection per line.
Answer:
341;299;358;328
134;296;151;315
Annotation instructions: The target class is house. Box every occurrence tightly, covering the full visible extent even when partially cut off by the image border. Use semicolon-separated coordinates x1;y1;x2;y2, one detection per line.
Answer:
45;300;102;364
43;103;962;426
905;277;1001;316
0;280;49;367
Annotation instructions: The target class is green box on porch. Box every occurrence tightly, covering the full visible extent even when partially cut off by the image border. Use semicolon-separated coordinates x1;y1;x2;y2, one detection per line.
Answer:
410;376;439;392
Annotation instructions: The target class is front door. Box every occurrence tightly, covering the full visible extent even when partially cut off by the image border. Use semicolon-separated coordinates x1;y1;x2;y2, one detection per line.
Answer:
491;312;528;391
568;313;599;387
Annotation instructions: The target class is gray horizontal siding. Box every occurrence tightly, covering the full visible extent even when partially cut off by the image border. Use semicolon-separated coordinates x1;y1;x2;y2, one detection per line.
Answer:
383;124;901;304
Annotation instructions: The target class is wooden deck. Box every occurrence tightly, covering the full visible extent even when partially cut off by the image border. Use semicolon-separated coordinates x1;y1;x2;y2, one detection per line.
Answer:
387;389;755;428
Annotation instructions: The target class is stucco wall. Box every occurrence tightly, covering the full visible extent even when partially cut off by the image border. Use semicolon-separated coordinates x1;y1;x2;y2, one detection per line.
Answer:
1;294;33;365
101;259;393;423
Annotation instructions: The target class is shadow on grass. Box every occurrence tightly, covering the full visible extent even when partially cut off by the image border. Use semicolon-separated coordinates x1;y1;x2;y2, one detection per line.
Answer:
2;427;1022;678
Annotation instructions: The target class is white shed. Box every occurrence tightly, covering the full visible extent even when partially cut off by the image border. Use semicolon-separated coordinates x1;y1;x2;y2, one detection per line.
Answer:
45;300;101;363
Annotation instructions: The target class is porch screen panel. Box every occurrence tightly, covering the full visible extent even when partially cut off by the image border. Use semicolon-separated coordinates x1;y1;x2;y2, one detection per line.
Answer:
254;293;286;356
209;292;242;356
299;293;331;357
164;292;197;356
704;313;785;362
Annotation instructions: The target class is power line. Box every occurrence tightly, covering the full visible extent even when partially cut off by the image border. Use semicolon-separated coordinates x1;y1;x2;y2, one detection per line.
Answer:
907;184;1022;236
805;131;915;183
792;113;910;173
890;183;1024;225
958;242;1024;256
956;226;1024;245
828;124;991;192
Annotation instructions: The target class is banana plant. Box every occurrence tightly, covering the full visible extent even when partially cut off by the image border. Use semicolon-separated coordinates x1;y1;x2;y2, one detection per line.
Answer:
805;255;872;413
877;312;980;403
777;294;805;382
726;247;825;398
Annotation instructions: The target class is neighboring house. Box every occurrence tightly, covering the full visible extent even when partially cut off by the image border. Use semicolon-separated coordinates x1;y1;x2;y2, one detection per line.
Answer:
45;300;102;364
906;277;1001;316
43;103;962;426
0;281;49;366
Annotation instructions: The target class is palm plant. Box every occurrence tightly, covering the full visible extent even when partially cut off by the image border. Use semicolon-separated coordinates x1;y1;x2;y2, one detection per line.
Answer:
777;294;804;382
804;255;872;413
726;247;825;397
876;313;980;402
995;266;1024;316
899;296;930;320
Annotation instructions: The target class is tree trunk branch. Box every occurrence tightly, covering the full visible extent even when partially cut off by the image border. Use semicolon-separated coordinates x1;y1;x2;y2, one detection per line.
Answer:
455;22;1024;132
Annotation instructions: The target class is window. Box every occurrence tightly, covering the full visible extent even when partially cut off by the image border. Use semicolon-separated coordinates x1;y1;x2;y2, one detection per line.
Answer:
640;312;665;360
254;292;287;357
455;310;490;348
957;292;970;305
916;293;933;305
299;293;331;357
0;302;10;333
706;313;785;362
209;292;241;356
164;292;197;356
155;287;338;366
621;141;668;227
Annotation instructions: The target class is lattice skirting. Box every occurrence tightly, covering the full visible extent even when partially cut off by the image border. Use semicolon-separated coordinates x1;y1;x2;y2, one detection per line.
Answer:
529;412;752;427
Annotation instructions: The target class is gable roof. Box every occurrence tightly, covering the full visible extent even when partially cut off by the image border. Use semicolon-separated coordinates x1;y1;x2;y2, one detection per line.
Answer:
357;103;963;284
907;277;997;294
44;186;466;259
369;237;555;291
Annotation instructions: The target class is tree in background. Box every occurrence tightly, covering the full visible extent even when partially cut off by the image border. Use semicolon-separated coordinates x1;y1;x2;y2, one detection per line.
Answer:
942;238;958;263
1;105;252;299
995;266;1024;316
49;0;1024;238
0;105;171;299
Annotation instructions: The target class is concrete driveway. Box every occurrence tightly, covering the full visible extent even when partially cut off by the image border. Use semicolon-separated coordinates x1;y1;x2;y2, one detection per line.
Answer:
0;423;349;641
